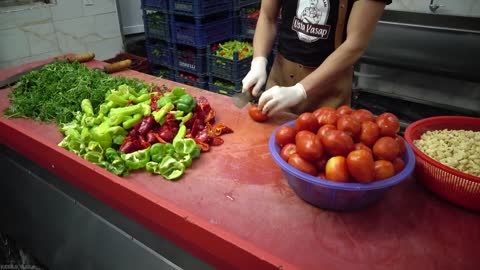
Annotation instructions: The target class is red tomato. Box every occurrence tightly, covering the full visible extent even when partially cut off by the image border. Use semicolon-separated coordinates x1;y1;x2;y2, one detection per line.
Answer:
337;115;361;138
313;106;335;119
249;105;268;122
374;160;395;181
288;153;318;176
392;157;406;173
325;156;350;182
316;124;336;141
321;130;354;157
295;131;323;162
317;110;338;126
280;143;297;162
318;172;327;179
336;105;353;116
351;109;375;124
346;149;375;183
358;121;380;147
395;135;406;156
373;136;400;161
354;142;373;155
275;126;296;148
375;112;400;137
294;112;319;133
315;155;329;172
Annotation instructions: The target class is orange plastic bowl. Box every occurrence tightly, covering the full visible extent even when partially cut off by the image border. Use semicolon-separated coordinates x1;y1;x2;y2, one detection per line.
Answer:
404;116;480;211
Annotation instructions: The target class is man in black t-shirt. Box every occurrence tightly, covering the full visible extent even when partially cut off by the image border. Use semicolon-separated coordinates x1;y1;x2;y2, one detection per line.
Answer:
242;0;391;116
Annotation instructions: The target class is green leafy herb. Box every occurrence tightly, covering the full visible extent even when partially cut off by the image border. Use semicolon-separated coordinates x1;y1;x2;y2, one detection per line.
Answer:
4;61;149;124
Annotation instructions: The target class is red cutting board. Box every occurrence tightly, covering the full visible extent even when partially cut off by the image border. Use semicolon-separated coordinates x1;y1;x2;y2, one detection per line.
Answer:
1;57;479;270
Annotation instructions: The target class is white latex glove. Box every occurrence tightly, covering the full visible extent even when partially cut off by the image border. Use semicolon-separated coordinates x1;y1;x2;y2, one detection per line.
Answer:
258;83;307;116
241;56;268;97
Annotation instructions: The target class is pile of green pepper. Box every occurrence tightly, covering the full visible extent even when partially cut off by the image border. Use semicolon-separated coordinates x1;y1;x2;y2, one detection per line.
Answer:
58;84;201;180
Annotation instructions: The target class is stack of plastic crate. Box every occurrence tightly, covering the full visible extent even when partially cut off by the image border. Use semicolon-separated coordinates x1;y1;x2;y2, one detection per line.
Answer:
169;0;235;89
207;41;254;96
236;0;260;39
142;0;174;80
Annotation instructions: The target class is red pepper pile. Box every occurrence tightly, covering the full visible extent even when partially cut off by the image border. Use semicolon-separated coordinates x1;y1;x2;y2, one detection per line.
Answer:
119;87;233;154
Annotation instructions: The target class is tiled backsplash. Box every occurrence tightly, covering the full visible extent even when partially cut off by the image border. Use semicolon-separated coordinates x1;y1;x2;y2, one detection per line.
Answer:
0;0;123;69
386;0;480;18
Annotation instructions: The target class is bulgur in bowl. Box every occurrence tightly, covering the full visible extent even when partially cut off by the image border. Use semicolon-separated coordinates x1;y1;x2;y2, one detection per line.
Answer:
404;116;480;211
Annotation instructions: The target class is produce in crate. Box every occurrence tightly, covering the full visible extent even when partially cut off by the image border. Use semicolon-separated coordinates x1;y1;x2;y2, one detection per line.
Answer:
212;41;254;63
274;106;407;183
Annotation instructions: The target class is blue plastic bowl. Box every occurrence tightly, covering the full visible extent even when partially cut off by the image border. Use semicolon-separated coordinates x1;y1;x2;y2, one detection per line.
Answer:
269;120;416;211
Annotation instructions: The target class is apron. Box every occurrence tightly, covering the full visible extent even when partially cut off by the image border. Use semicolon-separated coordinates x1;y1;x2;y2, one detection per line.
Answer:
266;0;354;114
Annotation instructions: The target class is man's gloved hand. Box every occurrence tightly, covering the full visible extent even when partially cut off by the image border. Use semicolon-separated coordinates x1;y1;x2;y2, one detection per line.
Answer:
258;83;307;116
241;56;268;97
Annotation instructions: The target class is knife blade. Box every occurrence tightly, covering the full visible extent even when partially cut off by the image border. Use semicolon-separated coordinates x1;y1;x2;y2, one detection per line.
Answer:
232;86;254;109
0;52;96;89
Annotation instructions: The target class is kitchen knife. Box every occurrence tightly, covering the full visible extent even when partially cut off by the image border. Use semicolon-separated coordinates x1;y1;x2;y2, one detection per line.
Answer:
0;52;96;89
232;86;254;109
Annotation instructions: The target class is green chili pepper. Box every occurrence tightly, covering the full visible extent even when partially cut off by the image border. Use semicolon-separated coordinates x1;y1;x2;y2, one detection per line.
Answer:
158;155;185;180
81;99;94;116
152;102;174;123
173;124;187;144
122;113;143;129
150;143;175;163
121;148;150;170
173;138;198;156
174;94;196;113
180;112;193;125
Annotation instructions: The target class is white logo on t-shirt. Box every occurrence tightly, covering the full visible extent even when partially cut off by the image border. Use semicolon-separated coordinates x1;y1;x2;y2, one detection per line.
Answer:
291;0;331;43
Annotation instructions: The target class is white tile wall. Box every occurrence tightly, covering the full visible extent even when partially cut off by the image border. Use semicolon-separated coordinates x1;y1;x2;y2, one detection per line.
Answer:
50;0;84;21
83;0;117;17
0;0;123;69
386;0;480;18
23;22;59;55
0;28;30;62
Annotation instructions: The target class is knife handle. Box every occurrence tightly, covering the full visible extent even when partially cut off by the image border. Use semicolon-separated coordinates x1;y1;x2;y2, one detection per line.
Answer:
104;59;132;74
68;52;95;63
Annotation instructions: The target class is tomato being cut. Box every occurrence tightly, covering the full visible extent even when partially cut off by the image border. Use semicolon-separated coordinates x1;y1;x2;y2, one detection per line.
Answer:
275;126;296;148
288;153;318;176
295;130;323;162
321;129;354;157
249;105;268;122
280;143;297;162
374;160;395;181
294;112;319;133
375;112;400;137
325;156;350;182
373;136;400;161
346;150;375;183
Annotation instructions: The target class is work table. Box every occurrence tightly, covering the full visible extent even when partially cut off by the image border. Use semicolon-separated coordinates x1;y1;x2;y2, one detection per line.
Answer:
0;57;479;270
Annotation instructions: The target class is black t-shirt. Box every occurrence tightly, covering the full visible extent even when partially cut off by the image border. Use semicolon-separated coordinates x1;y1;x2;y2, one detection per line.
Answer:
277;0;391;67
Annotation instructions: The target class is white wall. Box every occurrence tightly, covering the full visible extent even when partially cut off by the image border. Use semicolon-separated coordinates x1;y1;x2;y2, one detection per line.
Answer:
386;0;480;17
0;0;124;69
117;0;144;35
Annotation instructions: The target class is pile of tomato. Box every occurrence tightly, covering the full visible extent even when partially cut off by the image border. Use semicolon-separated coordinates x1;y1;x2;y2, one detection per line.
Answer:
275;106;406;183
